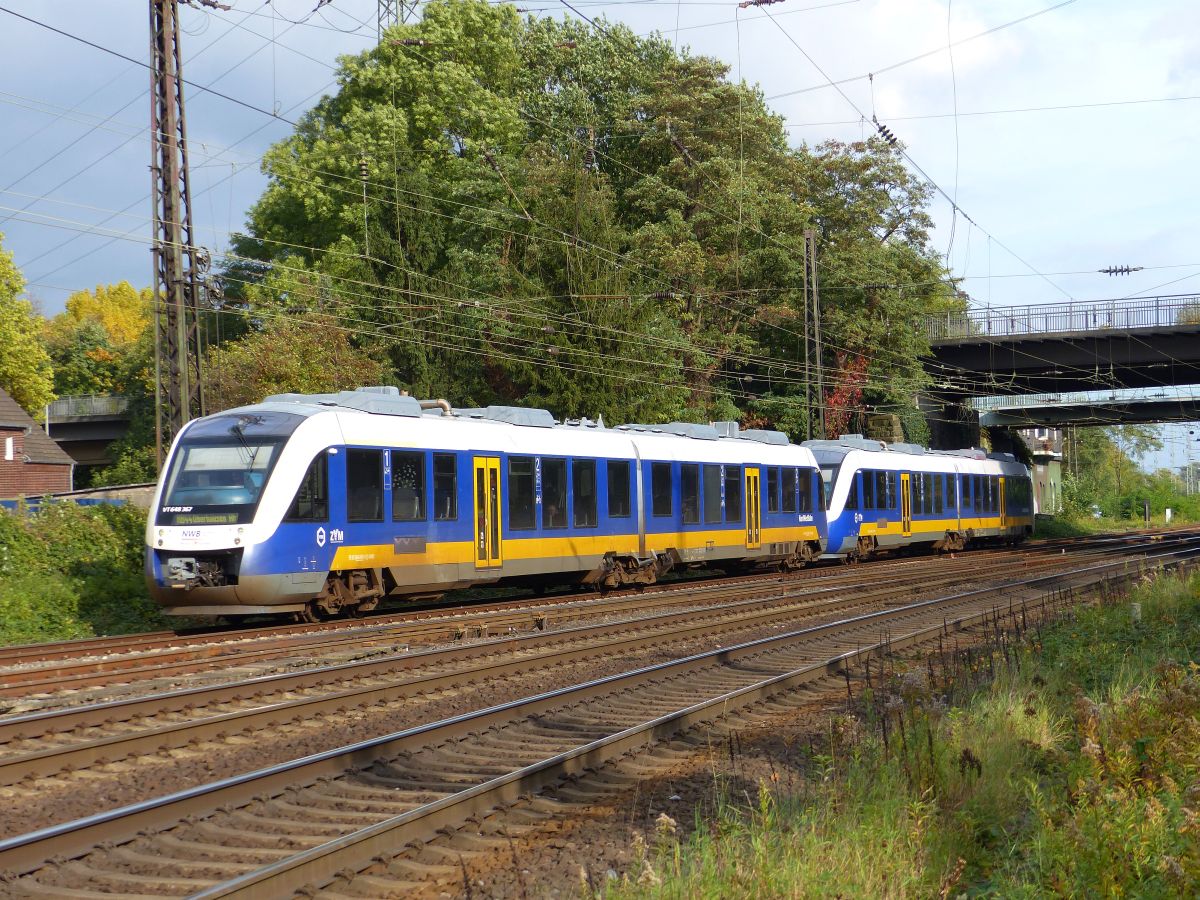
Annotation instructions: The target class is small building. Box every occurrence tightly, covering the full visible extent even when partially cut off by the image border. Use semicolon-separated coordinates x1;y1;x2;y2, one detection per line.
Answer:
1017;426;1063;514
0;387;74;499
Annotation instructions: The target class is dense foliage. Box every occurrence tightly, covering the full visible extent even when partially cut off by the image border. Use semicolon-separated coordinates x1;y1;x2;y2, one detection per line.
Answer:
0;231;54;416
227;0;959;436
1062;425;1200;521
0;503;164;645
42;282;151;398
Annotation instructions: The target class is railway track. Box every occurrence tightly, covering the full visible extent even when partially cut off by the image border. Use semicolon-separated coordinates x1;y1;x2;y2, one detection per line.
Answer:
0;550;1089;792
0;520;1171;676
0;536;1193;897
0;548;1065;703
0;524;1177;679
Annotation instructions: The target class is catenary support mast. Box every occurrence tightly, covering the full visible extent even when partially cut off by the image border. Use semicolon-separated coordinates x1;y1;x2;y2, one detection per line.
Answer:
378;0;420;40
150;0;204;464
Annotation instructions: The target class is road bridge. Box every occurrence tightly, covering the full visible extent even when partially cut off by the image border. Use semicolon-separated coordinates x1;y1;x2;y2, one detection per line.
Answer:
973;389;1200;428
45;395;131;472
922;294;1200;396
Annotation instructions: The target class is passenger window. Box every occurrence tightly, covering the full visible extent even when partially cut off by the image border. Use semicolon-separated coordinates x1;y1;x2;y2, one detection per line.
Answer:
573;459;597;527
782;467;797;513
767;467;780;513
933;473;943;513
681;464;700;525
391;451;426;521
798;469;812;513
862;470;875;509
651;462;673;517
607;460;631;518
542;458;568;529
876;472;889;509
433;453;457;520
508;457;536;530
724;465;743;522
703;464;723;524
285;452;329;522
347;448;383;522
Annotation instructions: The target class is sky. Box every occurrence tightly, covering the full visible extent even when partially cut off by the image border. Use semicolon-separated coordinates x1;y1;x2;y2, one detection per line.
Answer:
0;0;1197;469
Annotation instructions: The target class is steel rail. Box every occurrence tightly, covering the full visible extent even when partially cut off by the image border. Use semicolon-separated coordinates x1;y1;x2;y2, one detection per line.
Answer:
0;553;889;667
2;543;1191;885
0;549;1048;698
0;528;1167;671
0;543;1138;742
202;550;1200;899
0;527;1163;669
0;553;1076;787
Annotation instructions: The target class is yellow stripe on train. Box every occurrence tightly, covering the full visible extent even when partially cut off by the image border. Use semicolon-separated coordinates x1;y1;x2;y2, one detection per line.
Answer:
329;525;822;570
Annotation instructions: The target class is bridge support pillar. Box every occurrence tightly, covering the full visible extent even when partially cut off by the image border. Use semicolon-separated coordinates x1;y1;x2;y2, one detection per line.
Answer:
919;394;980;450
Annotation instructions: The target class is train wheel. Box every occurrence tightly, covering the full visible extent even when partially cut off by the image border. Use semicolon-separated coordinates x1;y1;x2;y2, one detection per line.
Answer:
297;602;322;624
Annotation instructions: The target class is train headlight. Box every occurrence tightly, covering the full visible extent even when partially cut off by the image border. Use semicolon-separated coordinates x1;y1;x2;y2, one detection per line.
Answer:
234;538;241;545
157;539;163;546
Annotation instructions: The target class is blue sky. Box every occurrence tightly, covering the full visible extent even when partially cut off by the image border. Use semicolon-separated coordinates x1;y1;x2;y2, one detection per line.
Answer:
0;0;1197;468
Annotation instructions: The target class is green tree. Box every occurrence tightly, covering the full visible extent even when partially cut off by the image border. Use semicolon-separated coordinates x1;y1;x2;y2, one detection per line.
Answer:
203;316;390;412
0;232;54;416
229;0;955;434
43;282;152;398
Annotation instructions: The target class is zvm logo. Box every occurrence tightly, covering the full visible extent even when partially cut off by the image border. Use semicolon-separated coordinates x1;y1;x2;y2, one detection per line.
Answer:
316;527;327;548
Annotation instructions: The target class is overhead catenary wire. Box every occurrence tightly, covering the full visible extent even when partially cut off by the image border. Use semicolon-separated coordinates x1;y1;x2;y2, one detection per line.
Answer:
754;4;1074;303
9;0;1171;427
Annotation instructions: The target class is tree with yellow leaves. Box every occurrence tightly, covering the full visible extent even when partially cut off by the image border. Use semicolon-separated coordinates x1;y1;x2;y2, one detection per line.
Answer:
0;232;54;416
43;281;152;398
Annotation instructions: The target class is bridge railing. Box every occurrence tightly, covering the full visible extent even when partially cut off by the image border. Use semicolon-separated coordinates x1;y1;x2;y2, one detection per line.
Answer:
46;395;130;419
971;387;1200;411
922;294;1200;341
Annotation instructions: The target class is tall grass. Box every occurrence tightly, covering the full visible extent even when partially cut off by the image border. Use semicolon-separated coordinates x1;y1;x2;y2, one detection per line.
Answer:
614;572;1200;898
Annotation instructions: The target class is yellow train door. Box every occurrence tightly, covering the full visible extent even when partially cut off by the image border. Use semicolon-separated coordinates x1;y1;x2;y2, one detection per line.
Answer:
745;467;761;549
900;472;912;537
999;477;1007;529
473;456;502;568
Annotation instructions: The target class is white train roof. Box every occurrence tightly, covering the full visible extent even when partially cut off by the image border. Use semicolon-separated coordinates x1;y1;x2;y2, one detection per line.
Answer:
192;387;819;468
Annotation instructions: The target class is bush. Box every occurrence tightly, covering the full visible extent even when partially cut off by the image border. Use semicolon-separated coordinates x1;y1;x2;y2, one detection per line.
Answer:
0;502;165;645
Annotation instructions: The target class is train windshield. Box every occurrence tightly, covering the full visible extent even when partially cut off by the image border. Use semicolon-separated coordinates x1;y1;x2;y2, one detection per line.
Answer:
157;411;304;525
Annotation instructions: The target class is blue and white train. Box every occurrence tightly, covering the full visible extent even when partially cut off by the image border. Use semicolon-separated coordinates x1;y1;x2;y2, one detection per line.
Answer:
146;388;825;620
806;436;1034;561
145;387;1034;620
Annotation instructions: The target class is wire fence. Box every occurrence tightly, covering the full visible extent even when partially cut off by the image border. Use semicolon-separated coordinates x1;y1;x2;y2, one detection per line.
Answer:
922;294;1200;341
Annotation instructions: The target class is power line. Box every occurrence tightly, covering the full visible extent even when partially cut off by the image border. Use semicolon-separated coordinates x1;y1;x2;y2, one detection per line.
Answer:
0;5;299;126
755;4;1074;303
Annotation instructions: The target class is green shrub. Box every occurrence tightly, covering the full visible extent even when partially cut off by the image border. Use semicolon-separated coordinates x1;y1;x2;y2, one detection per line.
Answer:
0;502;164;645
0;573;90;645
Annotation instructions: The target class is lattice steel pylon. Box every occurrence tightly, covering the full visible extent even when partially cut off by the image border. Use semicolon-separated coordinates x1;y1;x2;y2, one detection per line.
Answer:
378;0;420;40
150;0;204;464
